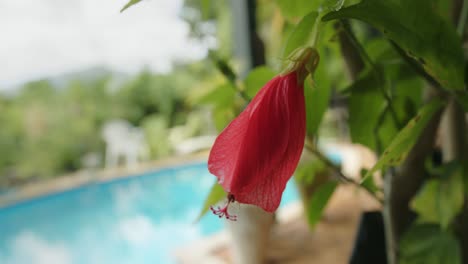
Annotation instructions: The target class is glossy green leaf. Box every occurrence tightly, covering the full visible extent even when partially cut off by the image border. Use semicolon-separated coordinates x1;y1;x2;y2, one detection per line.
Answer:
306;181;337;228
196;181;226;222
400;224;461;264
411;165;464;229
243;66;276;98
120;0;142;12
362;99;445;181
322;0;465;91
283;12;319;58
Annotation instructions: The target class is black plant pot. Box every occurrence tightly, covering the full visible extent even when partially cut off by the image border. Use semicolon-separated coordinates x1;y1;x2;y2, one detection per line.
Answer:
349;211;388;264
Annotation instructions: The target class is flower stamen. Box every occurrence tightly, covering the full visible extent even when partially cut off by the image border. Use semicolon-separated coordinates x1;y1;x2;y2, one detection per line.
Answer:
210;194;237;221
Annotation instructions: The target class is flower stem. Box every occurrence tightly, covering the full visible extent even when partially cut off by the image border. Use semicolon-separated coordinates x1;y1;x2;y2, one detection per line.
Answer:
304;143;384;204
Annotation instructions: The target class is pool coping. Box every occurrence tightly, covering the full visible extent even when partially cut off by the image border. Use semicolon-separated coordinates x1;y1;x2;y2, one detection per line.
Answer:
0;152;209;208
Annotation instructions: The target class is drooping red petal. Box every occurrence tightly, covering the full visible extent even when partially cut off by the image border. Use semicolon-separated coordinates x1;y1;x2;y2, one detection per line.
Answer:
207;81;270;191
234;74;305;212
208;72;306;212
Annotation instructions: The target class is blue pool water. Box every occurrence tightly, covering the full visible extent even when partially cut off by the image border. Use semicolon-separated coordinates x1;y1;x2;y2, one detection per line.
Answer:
0;162;299;264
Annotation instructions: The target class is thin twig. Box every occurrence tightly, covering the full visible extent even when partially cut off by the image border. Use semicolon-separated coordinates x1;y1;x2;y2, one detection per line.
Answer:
209;52;252;102
304;143;384;204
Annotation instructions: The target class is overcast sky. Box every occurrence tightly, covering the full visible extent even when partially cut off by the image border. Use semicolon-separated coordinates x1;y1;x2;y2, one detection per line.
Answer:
0;0;208;90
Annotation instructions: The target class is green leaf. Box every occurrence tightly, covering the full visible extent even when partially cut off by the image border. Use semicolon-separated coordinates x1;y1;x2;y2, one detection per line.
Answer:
300;22;345;139
189;82;237;132
411;180;440;224
322;0;465;91
348;72;422;152
322;0;344;11
411;164;464;229
276;0;343;21
400;224;461;264
347;71;385;150
438;171;464;229
243;66;276;98
306;181;337;228
304;75;332;138
196;182;226;222
192;83;236;108
283;12;319;58
213;107;235;132
120;0;142;13
275;0;318;21
362;99;445;181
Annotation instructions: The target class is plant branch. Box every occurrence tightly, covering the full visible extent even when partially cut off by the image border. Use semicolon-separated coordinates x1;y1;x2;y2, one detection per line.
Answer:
336;20;365;79
441;98;468;263
304;143;384;204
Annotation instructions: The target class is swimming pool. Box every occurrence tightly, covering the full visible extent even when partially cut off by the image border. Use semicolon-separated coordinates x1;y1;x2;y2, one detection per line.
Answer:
0;162;299;264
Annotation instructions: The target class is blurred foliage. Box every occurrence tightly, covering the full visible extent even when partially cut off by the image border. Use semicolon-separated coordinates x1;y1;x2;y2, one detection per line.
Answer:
400;224;461;264
411;162;465;229
0;62;217;186
306;180;337;227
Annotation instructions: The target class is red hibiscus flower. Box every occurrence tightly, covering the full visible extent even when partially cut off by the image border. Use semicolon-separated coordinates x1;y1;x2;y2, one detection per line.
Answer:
208;47;318;219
